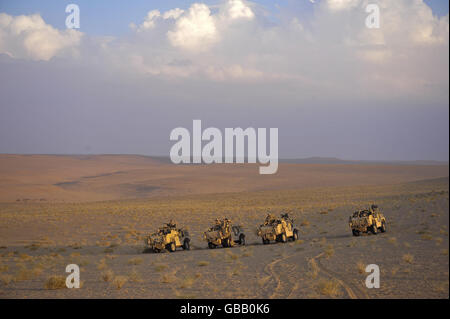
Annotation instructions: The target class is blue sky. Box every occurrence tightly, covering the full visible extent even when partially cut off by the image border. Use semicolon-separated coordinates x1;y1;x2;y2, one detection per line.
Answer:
1;0;447;35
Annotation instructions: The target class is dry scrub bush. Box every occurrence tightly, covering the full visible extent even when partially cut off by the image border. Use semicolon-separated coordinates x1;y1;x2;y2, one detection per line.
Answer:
324;245;334;258
179;276;195;289
317;279;341;297
160;271;177;284
356;262;365;274
112;276;128;289
101;269;114;282
402;254;414;264
308;258;319;279
128;268;142;282
0;274;14;285
44;276;66;289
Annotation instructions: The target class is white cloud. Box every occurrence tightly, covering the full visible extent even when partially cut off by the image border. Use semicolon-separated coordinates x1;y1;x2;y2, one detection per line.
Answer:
1;0;447;102
225;0;255;20
326;0;361;11
114;0;448;102
167;3;218;51
0;13;82;61
137;10;161;31
134;1;255;52
163;8;185;20
134;8;185;32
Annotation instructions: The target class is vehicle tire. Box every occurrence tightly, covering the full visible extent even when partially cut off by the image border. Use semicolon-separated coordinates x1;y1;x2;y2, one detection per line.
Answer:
281;233;287;243
167;242;176;252
262;238;268;245
183;238;190;250
293;229;299;241
223;237;231;248
380;222;386;233
352;229;360;236
371;224;377;235
239;234;245;246
208;242;216;249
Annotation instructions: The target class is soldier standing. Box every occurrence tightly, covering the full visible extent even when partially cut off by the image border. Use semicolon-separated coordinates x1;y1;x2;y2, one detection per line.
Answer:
167;219;176;229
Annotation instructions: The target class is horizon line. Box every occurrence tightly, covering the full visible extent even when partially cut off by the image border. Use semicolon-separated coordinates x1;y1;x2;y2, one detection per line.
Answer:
0;153;448;165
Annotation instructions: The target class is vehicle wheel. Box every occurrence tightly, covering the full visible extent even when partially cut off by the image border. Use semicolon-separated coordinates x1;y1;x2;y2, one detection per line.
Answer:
223;237;231;248
167;242;176;252
281;233;287;243
371;224;377;235
239;234;245;245
183;238;190;250
352;229;360;236
293;229;299;241
380;222;386;233
208;242;216;249
262;238;268;245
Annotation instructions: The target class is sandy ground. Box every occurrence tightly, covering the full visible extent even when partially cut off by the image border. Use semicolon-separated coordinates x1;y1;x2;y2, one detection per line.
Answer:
0;154;448;202
0;163;448;298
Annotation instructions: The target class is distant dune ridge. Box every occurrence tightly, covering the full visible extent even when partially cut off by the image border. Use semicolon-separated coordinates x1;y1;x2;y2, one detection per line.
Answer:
279;157;449;166
0;154;448;203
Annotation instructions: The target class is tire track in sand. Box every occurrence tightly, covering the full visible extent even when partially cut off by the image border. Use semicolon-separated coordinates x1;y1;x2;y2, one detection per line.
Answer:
262;251;299;299
261;245;370;299
311;252;369;299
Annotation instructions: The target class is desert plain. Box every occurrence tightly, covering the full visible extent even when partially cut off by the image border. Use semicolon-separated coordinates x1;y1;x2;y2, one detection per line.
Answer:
0;154;448;298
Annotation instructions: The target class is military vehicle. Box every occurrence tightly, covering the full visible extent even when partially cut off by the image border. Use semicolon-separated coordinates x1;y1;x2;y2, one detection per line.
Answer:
203;218;246;249
145;221;190;253
257;213;299;244
349;205;386;236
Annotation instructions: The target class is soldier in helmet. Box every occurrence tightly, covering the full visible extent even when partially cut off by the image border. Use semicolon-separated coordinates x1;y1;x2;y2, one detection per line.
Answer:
222;218;228;229
264;213;276;225
167;219;176;229
223;218;231;234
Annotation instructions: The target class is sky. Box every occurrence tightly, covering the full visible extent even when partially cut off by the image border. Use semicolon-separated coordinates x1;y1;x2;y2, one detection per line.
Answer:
0;0;449;161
